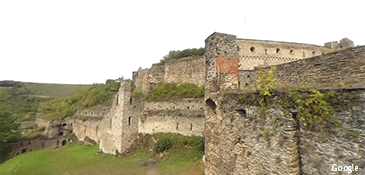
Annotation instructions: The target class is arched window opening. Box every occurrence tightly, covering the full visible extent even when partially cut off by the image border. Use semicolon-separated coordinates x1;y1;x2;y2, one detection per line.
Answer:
190;123;193;131
276;48;280;53
206;99;217;115
128;116;132;126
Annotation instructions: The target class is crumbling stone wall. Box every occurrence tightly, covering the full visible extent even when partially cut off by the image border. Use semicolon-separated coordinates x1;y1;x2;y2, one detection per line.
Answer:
5;134;70;161
239;46;365;89
75;107;110;118
205;89;365;175
325;38;354;49
146;63;165;90
164;56;205;87
69;118;101;144
139;99;205;136
68;107;109;144
134;56;205;93
99;81;131;154
133;68;149;92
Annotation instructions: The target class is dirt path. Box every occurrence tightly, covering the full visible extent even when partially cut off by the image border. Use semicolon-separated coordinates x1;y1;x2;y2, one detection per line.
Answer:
139;154;162;175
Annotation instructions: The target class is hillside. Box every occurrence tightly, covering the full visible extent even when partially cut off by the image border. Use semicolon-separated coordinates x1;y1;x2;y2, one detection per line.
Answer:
0;82;90;137
22;82;87;97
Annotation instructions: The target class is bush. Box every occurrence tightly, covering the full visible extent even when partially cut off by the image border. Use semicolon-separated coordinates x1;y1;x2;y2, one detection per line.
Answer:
160;48;205;64
147;83;204;101
155;138;171;153
191;136;204;152
130;90;143;98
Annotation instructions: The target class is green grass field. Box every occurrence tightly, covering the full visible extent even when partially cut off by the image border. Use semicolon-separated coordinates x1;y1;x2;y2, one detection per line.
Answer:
0;144;152;175
0;133;205;175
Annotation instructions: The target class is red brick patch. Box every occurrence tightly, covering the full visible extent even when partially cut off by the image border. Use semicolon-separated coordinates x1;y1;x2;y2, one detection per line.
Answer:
216;56;239;80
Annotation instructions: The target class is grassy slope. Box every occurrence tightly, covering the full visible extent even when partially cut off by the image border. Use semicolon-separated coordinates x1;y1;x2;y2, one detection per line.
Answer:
22;83;86;97
0;133;205;175
0;144;150;175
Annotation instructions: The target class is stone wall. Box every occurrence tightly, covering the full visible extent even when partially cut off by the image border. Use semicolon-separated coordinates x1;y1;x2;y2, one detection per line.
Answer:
237;39;332;70
133;68;149;92
69;118;101;143
5;134;71;161
139;99;205;136
204;32;239;92
239;46;365;89
75;107;110;118
204;89;365;174
146;63;165;89
99;82;130;154
164;56;205;87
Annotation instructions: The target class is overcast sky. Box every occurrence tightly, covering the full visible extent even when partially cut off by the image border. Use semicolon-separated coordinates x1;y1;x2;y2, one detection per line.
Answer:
1;0;364;84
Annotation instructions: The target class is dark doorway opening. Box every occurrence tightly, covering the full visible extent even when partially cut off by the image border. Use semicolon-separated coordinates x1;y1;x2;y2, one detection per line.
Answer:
62;140;67;146
206;99;217;115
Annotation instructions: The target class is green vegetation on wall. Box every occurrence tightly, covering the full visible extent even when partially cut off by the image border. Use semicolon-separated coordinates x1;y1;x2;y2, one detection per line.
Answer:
286;90;340;132
146;83;204;101
255;66;341;133
39;80;121;120
160;47;205;64
257;67;277;117
130;90;143;98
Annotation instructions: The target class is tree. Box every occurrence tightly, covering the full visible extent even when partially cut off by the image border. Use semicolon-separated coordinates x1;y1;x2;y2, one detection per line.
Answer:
0;112;21;163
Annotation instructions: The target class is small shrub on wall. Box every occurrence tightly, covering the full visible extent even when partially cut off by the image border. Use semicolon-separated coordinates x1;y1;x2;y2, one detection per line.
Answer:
160;47;205;64
130;90;143;98
146;83;204;101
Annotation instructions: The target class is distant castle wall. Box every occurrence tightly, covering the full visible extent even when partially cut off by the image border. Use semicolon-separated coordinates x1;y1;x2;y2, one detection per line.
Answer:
133;56;205;92
239;46;365;89
237;38;333;70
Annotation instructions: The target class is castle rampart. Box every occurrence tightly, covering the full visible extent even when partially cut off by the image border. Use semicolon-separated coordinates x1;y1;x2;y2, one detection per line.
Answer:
164;56;205;87
237;37;334;70
239;46;365;89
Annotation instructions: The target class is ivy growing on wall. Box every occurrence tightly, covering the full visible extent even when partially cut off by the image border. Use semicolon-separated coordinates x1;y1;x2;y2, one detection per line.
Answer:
256;66;341;132
257;67;277;118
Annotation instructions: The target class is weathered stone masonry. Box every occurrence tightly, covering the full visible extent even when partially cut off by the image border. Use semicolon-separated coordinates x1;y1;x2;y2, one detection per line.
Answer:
207;89;365;175
203;32;364;175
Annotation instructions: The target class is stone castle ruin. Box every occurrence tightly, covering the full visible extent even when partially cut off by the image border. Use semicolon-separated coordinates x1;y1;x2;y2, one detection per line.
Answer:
8;32;365;174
